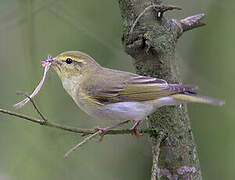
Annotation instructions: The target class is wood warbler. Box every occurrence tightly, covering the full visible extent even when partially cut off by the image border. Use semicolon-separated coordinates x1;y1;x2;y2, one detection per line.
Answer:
42;51;224;135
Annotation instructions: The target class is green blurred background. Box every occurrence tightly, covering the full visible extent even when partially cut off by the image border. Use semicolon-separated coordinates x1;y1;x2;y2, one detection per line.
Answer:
0;0;233;179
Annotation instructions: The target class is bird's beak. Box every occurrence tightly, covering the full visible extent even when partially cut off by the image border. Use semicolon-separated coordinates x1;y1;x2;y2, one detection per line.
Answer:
41;58;58;67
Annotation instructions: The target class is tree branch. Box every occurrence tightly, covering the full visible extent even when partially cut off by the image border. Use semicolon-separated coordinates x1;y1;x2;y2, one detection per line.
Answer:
180;13;205;33
0;108;154;135
16;91;47;121
0;107;157;157
64;130;102;158
2;88;158;156
169;13;205;39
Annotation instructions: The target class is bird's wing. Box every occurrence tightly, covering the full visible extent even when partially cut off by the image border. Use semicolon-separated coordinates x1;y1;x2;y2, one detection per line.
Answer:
84;71;197;105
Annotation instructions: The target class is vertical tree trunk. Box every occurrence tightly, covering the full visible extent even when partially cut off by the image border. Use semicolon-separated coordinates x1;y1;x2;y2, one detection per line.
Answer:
117;0;204;179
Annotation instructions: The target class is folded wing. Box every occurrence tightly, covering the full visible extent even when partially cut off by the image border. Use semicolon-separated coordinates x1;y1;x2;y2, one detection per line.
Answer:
85;72;197;105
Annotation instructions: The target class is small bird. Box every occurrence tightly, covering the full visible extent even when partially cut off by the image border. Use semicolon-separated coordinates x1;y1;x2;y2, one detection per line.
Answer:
42;51;224;136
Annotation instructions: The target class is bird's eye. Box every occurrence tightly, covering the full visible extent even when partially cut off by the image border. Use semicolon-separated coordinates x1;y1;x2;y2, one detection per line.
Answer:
65;58;73;64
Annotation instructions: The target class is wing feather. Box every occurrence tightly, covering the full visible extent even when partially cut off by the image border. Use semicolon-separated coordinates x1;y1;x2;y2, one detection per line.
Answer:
84;70;197;105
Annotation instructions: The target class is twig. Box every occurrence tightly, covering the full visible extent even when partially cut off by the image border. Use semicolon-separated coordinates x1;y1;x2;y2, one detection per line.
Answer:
180;13;205;32
151;131;166;180
0;108;154;135
64;130;102;158
13;61;51;109
0;107;156;156
130;5;181;34
16;92;47;122
171;13;205;38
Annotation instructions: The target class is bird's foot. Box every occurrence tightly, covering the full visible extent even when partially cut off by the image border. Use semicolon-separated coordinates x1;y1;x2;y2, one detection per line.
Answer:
94;126;109;132
94;126;109;142
130;127;143;138
130;120;143;138
94;120;131;141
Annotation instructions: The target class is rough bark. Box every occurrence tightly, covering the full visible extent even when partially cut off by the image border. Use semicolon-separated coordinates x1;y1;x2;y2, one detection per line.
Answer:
117;0;203;179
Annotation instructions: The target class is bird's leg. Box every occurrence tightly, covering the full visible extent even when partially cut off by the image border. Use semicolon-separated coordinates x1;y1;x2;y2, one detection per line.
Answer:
95;120;130;141
130;120;143;137
95;120;131;131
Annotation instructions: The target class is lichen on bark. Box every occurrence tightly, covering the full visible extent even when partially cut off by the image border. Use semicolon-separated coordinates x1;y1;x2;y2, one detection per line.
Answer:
117;0;203;179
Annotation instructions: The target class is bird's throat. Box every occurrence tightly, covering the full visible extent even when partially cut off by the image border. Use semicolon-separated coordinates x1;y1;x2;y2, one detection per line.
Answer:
61;76;80;99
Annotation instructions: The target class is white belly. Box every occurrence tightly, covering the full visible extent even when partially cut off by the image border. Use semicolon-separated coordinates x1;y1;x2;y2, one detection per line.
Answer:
93;97;181;121
75;93;180;122
95;101;155;121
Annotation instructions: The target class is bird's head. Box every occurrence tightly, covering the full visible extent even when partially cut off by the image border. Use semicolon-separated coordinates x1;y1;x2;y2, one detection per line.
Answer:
44;51;100;81
41;51;101;95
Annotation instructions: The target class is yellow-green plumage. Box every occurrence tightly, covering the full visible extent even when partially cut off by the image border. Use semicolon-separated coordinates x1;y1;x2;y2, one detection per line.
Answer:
49;51;224;123
83;67;188;104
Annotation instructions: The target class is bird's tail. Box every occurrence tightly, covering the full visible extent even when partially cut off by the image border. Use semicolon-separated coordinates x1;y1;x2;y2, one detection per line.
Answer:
171;92;225;106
